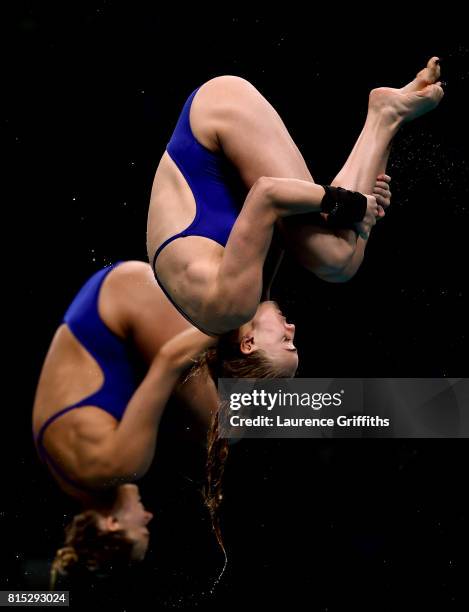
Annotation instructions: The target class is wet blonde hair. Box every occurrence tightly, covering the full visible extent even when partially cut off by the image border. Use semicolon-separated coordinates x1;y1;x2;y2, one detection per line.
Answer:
187;330;289;555
50;509;134;589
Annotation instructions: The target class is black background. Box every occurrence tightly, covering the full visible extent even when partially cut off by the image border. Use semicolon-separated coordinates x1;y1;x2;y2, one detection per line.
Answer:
3;5;469;610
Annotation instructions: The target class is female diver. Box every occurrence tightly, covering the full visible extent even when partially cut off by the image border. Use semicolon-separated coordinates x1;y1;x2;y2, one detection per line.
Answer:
32;261;218;578
147;57;443;336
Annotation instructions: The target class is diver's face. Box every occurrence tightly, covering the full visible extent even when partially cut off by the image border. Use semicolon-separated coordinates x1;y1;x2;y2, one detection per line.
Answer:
241;301;298;376
114;484;153;561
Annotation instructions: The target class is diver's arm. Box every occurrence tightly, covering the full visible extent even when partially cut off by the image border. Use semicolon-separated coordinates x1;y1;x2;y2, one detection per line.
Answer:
85;329;217;487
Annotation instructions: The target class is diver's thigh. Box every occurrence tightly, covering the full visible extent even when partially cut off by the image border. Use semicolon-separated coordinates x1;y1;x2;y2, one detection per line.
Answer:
190;75;315;188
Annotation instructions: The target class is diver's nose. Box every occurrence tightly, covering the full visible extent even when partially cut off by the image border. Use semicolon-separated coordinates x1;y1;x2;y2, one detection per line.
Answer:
145;511;154;524
286;322;295;333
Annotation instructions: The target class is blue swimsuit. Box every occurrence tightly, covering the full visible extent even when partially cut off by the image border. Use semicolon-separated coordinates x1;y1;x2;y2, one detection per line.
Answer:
152;86;246;335
34;263;137;490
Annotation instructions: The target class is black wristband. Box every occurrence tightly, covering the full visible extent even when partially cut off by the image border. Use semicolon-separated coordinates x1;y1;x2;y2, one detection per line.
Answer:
320;185;367;225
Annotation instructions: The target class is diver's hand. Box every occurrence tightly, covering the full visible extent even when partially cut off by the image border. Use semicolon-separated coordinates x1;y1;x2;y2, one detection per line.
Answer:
373;174;392;216
355;194;380;240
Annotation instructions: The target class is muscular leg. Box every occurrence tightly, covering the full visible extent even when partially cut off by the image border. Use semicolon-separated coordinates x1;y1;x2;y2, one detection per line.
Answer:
190;59;442;282
286;57;443;281
281;99;397;282
191;75;365;278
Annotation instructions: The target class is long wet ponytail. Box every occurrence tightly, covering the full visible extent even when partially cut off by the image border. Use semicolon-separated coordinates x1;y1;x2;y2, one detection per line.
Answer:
188;330;286;554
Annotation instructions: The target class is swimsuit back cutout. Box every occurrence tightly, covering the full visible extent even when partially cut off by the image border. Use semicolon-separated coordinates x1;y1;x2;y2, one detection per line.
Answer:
152;86;246;335
34;262;137;490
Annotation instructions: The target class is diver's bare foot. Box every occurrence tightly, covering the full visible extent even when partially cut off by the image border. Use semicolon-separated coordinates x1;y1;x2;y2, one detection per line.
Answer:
369;57;444;124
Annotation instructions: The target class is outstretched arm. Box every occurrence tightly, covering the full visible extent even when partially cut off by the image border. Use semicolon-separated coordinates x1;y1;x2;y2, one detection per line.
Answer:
85;328;217;487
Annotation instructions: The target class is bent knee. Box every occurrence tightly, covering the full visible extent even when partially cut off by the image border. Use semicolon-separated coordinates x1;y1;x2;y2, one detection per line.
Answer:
206;75;256;91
